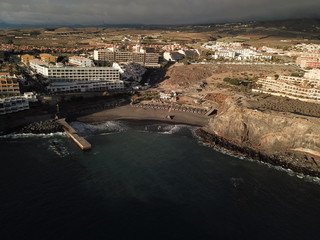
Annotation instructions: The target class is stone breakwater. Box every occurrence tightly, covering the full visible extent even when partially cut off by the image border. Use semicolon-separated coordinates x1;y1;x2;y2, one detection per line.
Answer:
196;128;320;178
18;120;64;134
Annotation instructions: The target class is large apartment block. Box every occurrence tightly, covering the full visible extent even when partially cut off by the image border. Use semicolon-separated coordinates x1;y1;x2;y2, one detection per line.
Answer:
30;59;120;82
296;54;320;68
40;53;57;63
69;56;94;67
254;76;320;101
0;74;20;98
21;54;35;65
93;49;160;67
47;80;125;93
0;96;29;115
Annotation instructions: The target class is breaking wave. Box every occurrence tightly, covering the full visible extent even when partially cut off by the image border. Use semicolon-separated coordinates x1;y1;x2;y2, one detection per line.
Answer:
48;138;72;158
142;123;197;137
0;132;66;139
195;134;320;184
70;121;127;136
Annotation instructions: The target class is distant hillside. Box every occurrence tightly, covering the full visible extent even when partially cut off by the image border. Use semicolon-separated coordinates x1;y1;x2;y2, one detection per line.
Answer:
251;19;320;32
0;18;319;32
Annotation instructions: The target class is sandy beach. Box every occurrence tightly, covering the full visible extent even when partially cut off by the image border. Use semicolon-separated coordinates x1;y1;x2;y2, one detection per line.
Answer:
77;105;210;127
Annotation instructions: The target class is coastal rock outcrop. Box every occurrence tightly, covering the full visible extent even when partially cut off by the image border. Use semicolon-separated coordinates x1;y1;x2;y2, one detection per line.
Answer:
202;97;320;176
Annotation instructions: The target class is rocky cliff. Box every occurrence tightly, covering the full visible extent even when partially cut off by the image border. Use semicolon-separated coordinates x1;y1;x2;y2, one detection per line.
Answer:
201;97;320;176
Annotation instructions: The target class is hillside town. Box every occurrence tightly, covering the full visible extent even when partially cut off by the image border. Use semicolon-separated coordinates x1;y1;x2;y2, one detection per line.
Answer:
1;24;320;117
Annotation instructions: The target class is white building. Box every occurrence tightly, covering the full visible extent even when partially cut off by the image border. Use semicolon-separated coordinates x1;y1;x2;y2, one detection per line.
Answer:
112;62;146;82
160;91;176;101
278;75;320;88
254;77;320;101
93;49;160;68
163;51;184;62
30;60;120;82
304;69;320;80
213;49;236;59
23;92;38;102
47;80;125;94
29;59;49;75
0;96;29;115
69;56;94;67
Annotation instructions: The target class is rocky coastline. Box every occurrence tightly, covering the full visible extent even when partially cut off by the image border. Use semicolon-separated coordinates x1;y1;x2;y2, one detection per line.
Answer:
17;119;64;134
195;128;320;178
2;101;320;178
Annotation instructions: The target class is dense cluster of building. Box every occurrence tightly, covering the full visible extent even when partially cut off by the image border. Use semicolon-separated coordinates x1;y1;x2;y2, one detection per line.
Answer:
254;69;320;101
19;45;161;94
0;72;31;115
1;43;100;54
293;43;320;54
26;55;124;93
202;42;272;61
296;54;320;69
93;45;160;68
0;73;20;98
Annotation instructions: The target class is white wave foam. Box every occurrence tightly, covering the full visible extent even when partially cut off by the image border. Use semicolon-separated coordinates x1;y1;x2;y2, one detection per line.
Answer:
196;137;320;184
144;124;197;135
48;138;72;158
70;121;127;136
160;125;184;134
0;132;66;139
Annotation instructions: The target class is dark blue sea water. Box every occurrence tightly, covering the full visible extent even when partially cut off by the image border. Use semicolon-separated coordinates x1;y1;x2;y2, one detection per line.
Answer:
0;121;320;240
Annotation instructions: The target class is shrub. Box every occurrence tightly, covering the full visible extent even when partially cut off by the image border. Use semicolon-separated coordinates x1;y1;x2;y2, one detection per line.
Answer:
223;78;241;85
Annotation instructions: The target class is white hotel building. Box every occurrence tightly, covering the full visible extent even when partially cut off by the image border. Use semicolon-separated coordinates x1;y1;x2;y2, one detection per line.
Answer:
69;56;94;67
0;96;29;115
47;80;125;94
30;59;120;82
254;77;320;101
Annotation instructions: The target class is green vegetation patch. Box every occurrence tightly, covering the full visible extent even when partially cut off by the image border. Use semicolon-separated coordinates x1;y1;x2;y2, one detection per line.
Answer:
223;77;241;85
254;95;320;118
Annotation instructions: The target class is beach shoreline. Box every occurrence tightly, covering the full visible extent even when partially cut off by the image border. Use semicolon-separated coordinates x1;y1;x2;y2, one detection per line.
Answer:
2;104;320;178
76;105;210;127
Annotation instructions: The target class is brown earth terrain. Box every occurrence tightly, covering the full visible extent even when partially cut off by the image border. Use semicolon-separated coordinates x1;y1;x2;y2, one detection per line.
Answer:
154;63;320;176
160;63;302;90
1;19;320;50
201;96;320;176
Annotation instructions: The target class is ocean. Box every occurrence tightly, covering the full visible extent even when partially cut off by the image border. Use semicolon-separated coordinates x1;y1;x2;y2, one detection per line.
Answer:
0;121;320;240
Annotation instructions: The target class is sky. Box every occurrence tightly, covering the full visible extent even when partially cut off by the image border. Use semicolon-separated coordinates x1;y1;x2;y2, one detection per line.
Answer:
0;0;319;25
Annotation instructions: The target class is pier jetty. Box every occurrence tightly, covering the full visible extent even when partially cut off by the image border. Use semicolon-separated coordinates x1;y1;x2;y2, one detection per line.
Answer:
57;119;91;150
